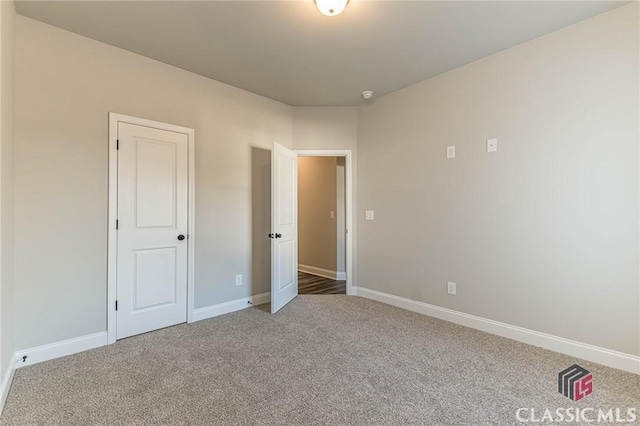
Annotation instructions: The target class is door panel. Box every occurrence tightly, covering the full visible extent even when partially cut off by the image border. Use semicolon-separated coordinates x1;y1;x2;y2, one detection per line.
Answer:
277;240;295;291
271;142;298;313
132;247;177;310
117;122;188;339
278;154;295;227
135;140;177;228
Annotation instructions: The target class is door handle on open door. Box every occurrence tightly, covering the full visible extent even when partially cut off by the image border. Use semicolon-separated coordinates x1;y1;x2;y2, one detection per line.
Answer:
275;233;282;239
177;234;186;241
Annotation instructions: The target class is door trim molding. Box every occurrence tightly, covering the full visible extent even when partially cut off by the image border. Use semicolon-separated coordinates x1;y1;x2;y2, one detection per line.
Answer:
295;150;354;295
107;113;195;344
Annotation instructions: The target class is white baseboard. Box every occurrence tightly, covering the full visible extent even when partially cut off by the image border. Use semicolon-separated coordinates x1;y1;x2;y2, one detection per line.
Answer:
298;264;345;280
14;331;108;369
9;292;271;372
354;286;640;374
191;292;271;323
0;355;16;415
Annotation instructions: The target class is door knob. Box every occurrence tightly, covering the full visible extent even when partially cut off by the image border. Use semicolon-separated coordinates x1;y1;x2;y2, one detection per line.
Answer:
177;234;186;241
275;233;282;239
268;233;274;239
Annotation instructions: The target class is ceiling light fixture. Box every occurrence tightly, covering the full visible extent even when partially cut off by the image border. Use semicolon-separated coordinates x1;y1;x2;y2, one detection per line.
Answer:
362;90;374;100
314;0;349;17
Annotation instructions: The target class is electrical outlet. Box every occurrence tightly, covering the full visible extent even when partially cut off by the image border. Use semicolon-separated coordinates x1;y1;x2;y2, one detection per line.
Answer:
447;281;456;296
446;145;456;159
235;274;243;286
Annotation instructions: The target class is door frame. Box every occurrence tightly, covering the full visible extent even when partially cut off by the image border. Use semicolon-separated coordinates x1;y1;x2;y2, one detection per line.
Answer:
295;150;354;295
107;112;196;344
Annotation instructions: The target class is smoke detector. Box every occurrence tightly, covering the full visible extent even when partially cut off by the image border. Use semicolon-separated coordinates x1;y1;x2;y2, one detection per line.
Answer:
362;90;374;100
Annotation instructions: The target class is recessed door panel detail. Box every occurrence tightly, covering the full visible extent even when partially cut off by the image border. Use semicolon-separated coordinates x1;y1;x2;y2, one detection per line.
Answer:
278;156;295;227
135;139;177;229
277;240;295;291
133;247;177;311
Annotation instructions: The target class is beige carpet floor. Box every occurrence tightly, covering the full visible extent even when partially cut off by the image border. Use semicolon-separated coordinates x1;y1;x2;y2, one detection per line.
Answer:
1;295;638;425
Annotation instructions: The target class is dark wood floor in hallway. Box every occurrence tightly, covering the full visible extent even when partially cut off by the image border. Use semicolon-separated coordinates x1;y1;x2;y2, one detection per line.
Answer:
298;272;346;295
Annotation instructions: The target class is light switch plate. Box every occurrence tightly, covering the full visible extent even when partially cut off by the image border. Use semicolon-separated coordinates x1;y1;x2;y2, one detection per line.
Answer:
365;210;374;221
446;145;456;159
330;211;335;219
487;138;498;153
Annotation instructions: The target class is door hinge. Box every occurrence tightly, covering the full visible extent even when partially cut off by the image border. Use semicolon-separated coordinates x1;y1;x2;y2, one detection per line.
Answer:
115;300;118;311
116;220;119;230
116;139;119;150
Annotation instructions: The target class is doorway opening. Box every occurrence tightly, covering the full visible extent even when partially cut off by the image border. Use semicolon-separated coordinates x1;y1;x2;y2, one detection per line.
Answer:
296;151;353;295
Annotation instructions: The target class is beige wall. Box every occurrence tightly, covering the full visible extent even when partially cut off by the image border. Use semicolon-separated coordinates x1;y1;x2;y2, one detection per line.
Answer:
292;107;358;152
357;4;639;355
0;0;15;383
14;16;292;350
298;156;338;272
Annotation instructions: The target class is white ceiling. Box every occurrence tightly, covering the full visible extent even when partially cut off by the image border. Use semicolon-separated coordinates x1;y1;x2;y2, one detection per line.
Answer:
16;1;629;106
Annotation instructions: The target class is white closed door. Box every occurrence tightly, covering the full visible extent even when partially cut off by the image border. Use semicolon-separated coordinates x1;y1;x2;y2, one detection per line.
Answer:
117;122;189;339
271;142;298;313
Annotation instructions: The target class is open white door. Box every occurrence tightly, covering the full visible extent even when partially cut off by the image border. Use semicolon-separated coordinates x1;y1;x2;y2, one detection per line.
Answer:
271;142;298;313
